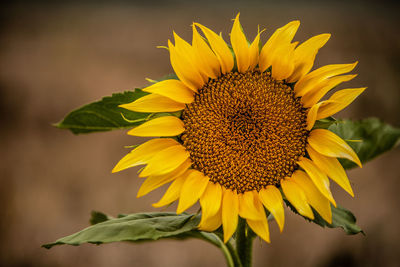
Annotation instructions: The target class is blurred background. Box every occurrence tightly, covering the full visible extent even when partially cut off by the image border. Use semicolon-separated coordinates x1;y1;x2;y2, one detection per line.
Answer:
1;0;399;266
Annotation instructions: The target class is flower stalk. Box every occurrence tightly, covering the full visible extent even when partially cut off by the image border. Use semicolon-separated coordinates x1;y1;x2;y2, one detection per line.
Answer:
236;218;255;267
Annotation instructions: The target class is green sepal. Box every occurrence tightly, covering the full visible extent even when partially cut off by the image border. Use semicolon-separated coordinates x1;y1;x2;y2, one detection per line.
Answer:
313;116;337;129
328;118;400;169
313;204;364;235
285;200;363;235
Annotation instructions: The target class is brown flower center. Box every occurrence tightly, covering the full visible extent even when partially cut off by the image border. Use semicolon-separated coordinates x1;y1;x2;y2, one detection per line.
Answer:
181;70;308;193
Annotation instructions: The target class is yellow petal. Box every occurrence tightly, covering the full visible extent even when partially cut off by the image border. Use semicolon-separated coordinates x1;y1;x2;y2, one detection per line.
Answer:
137;159;191;197
271;42;297;81
238;191;264;220
120;93;185;113
231;13;250;73
294;62;358;97
140;144;190;177
112;138;178;173
200;181;223;218
173;32;209;83
248;27;262;70
281;178;314;219
287;33;331;83
301;74;357;107
299;62;358;84
168;40;204;91
199;181;223;231
308;129;362;167
316;88;366;120
194;23;234;74
259;20;300;72
306;102;323;131
192;24;221;79
258;186;285;232
297;157;336;206
247;217;270;243
198;207;222;232
307;145;354;197
177;170;209;214
222;189;239;243
152;174;187;207
142;79;194;104
292;170;332;223
127;116;184;137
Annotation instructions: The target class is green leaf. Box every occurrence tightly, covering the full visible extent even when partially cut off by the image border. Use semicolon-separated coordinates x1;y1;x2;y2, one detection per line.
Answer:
43;211;237;267
328;118;400;169
55;90;152;134
285;201;363;235
314;205;364;235
43;212;203;249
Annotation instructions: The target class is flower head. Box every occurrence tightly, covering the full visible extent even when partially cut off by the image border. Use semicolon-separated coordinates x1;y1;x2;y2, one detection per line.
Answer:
113;14;365;243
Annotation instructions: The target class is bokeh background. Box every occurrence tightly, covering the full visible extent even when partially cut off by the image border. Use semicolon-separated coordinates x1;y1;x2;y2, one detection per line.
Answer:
1;0;399;266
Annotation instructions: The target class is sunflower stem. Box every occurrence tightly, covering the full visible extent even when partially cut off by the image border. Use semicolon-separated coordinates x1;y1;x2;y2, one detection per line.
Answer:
236;218;254;267
226;241;243;267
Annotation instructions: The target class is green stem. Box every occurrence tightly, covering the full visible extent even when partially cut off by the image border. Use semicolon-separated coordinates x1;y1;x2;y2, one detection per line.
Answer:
236;218;254;267
226;241;243;267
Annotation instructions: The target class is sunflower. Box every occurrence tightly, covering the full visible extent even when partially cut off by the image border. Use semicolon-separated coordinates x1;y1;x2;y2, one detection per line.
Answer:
112;14;365;243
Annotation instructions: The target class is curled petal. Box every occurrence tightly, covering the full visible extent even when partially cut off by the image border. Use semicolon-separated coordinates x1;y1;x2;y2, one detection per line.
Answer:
307;145;354;196
194;23;234;74
316;87;366;120
301;74;357;107
281;178;314;220
238;191;264;220
199;182;223;230
120;93;185;113
271;42;297;81
306;102;323;131
142;79;194;104
152;174;187;207
112;138;178;173
177;170;209;214
200;181;223;219
297;157;336;207
137;162;191;198
292;170;332;223
259;20;300;72
308;129;362;167
199;207;222;232
192;24;221;79
287;33;331;83
295;62;358;97
168;40;204;91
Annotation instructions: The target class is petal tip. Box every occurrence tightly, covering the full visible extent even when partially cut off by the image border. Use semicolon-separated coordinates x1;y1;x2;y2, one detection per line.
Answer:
176;205;185;214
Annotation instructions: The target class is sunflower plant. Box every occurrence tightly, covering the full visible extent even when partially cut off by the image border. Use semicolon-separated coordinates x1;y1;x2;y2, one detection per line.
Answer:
43;14;400;267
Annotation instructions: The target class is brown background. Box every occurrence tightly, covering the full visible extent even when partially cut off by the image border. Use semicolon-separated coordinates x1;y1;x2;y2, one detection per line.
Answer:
1;1;399;266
